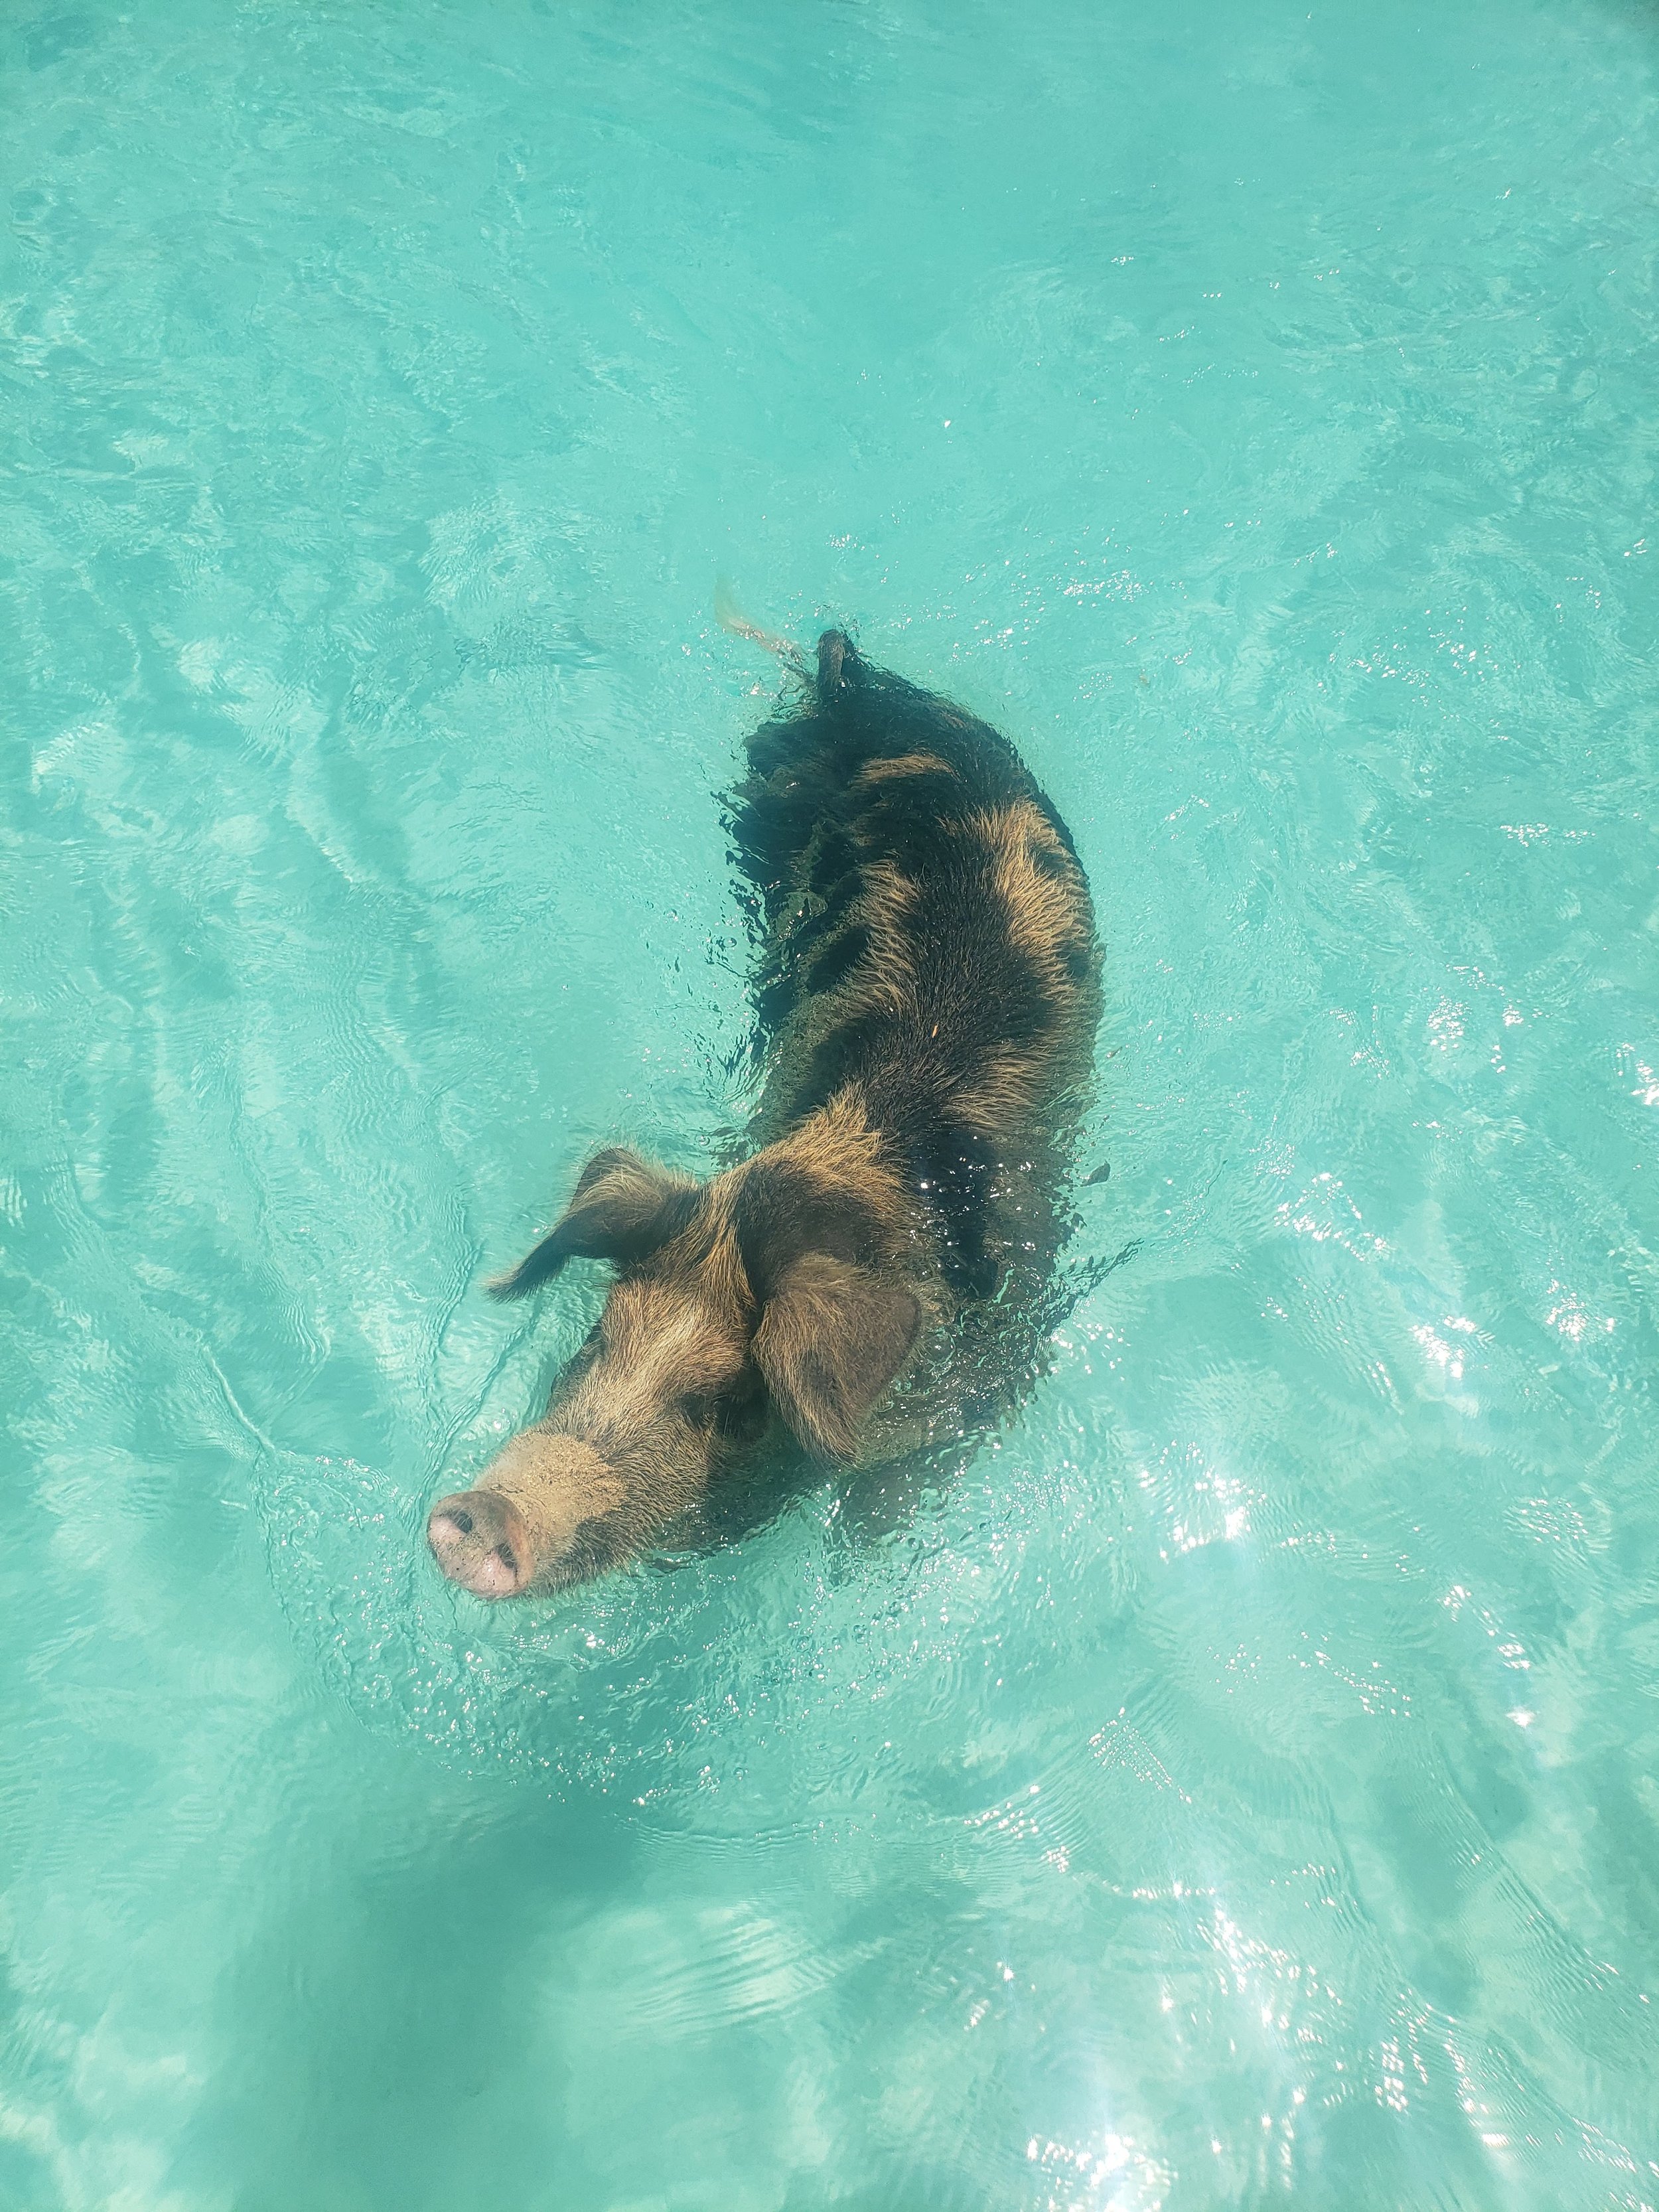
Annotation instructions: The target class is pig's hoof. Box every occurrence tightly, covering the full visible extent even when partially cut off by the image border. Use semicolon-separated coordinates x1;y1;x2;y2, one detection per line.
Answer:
427;1490;533;1599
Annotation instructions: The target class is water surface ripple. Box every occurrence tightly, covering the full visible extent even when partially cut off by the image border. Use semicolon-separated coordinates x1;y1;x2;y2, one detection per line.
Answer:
3;2;1658;2207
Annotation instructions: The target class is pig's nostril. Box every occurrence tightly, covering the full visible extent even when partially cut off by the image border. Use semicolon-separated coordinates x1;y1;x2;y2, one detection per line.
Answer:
428;1491;531;1597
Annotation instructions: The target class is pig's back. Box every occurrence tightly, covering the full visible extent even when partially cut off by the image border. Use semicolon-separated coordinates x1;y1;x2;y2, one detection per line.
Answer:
730;633;1100;1293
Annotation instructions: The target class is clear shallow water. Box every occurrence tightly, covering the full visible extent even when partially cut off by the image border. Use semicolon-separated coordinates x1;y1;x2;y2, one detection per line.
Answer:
3;0;1658;2203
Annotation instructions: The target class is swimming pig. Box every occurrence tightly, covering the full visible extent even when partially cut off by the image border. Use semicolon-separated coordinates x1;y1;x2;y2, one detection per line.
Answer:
427;626;1100;1599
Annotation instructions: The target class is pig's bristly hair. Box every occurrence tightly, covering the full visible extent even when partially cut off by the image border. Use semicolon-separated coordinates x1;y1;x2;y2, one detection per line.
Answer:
728;627;1100;1299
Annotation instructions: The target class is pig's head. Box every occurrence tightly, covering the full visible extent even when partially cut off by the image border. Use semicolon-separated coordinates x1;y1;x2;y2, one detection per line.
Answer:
427;1130;923;1598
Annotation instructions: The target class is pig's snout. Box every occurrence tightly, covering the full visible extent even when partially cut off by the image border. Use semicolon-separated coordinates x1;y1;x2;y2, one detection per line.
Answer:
427;1489;534;1599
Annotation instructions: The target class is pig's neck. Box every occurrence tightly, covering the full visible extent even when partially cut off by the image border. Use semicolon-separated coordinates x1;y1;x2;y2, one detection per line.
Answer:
810;1077;1012;1307
763;1082;912;1215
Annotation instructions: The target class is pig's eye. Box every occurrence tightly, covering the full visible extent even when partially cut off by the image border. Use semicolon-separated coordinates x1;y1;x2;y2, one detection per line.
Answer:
678;1392;715;1429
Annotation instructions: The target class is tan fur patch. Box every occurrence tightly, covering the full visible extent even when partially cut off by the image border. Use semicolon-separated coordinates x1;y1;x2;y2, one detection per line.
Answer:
685;1201;753;1313
950;1047;1046;1138
479;1431;628;1552
783;861;920;1041
966;802;1088;995
766;1083;906;1215
856;858;918;936
843;861;919;1019
603;1284;741;1387
856;751;954;782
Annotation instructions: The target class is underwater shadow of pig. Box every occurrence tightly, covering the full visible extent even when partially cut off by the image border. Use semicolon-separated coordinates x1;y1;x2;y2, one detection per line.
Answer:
429;621;1108;1603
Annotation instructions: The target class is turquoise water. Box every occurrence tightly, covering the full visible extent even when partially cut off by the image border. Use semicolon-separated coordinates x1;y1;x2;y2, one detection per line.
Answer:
4;0;1658;2203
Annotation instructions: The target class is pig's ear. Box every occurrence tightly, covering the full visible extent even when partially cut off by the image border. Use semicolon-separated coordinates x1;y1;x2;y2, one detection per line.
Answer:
751;1255;920;1463
486;1148;697;1300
